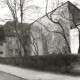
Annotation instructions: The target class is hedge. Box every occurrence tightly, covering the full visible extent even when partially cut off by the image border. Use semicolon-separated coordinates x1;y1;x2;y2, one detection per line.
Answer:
0;54;78;73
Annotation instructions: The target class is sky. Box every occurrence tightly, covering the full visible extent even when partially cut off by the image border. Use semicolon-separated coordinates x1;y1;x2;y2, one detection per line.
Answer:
0;0;80;24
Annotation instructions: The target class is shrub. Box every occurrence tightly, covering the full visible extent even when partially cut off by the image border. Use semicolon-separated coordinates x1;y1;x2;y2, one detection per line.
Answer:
0;54;78;73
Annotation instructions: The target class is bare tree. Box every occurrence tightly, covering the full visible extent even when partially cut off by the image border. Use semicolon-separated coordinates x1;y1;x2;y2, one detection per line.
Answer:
5;0;27;56
43;0;80;54
0;0;41;56
46;0;71;53
29;0;71;55
30;32;39;56
58;2;80;53
36;0;71;54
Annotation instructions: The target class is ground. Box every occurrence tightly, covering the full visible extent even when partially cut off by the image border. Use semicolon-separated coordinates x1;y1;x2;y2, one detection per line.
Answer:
0;71;25;80
0;64;80;80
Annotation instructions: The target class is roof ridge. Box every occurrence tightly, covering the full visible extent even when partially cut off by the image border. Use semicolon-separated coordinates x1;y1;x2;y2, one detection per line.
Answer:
31;1;80;23
68;1;80;11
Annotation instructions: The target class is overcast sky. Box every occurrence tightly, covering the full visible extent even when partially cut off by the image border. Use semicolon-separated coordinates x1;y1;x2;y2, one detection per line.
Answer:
0;0;80;24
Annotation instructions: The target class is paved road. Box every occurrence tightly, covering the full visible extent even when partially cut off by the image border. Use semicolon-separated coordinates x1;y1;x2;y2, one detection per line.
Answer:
0;64;80;80
0;71;26;80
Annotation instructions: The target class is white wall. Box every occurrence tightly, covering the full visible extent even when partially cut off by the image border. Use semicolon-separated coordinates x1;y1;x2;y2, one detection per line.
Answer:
70;28;79;54
0;42;8;57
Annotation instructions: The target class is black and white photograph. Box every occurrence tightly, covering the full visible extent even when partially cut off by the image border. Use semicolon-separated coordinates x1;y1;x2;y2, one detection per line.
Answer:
0;0;79;80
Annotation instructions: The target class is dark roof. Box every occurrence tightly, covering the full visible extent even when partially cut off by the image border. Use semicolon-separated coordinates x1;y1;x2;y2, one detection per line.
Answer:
68;1;80;28
3;21;30;37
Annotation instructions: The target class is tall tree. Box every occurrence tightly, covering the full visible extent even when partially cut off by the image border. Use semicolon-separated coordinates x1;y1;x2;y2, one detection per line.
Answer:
0;0;41;56
45;0;71;53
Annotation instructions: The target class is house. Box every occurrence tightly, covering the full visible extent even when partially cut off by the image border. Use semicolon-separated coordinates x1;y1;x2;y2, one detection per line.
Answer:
0;21;31;57
30;1;80;55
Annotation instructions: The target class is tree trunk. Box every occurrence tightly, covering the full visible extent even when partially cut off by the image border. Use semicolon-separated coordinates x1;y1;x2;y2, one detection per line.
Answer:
63;35;71;53
78;31;80;54
23;46;28;57
19;45;22;57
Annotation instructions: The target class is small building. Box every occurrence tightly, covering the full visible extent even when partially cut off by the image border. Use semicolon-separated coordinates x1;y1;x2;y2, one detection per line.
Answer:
30;1;80;55
0;21;31;57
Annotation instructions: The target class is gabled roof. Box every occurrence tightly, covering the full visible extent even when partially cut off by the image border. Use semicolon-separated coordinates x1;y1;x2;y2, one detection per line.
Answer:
3;21;30;37
32;1;80;29
68;1;80;28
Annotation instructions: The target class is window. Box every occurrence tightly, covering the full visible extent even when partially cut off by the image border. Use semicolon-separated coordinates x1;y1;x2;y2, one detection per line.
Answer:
0;43;3;46
0;51;3;54
9;49;13;54
10;49;13;52
15;49;18;53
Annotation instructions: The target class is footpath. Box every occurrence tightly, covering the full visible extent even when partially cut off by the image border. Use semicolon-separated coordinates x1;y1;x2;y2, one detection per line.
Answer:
0;64;80;80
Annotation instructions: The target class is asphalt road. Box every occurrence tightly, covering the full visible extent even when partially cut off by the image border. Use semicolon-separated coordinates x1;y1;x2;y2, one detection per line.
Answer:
0;71;26;80
0;64;80;80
